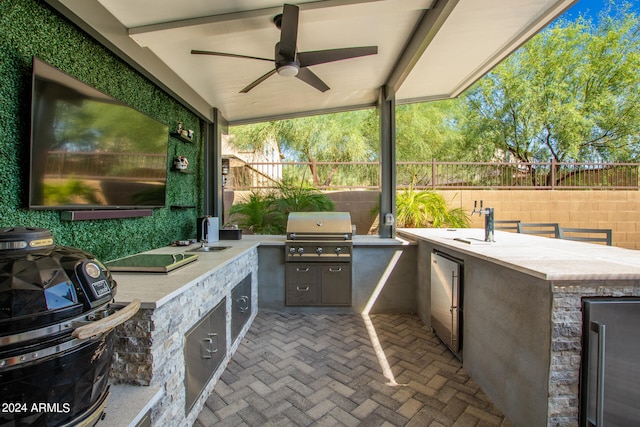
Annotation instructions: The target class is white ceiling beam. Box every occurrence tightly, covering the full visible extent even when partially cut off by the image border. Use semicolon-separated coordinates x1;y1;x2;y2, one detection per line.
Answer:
384;0;459;101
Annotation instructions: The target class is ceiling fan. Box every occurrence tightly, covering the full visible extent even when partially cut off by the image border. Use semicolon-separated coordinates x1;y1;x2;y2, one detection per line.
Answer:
191;3;378;93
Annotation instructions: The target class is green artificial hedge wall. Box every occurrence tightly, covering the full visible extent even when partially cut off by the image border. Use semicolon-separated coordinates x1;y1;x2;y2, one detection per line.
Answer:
0;0;204;261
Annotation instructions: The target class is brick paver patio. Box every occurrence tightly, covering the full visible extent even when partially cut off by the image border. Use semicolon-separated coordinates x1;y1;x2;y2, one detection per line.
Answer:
195;311;514;426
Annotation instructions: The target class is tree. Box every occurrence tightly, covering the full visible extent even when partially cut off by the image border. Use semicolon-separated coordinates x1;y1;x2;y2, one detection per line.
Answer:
461;3;640;168
229;110;377;187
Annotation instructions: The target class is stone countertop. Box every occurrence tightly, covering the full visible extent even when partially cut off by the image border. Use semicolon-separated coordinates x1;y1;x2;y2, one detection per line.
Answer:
105;384;162;427
397;228;640;281
110;237;261;308
110;235;412;308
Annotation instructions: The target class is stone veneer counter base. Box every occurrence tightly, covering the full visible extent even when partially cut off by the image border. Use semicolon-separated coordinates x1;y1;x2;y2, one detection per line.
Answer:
107;237;262;426
397;228;640;427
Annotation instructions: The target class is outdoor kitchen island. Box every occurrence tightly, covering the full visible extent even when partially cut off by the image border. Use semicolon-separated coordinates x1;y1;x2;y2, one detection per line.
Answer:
103;234;416;426
397;228;640;427
104;238;262;427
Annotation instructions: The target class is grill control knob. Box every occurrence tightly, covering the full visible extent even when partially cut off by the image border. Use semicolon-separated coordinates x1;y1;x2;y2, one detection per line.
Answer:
316;247;323;255
289;247;296;254
297;247;304;255
335;247;342;255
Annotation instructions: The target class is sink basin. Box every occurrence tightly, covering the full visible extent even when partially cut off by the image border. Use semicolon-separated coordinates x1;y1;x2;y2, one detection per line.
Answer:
454;237;493;245
186;246;231;252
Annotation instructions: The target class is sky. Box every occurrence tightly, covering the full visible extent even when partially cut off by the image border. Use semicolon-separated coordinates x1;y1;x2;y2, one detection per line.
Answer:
561;0;640;21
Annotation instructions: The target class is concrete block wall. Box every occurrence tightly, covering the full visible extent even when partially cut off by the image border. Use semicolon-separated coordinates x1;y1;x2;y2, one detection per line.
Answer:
447;190;640;249
225;189;640;249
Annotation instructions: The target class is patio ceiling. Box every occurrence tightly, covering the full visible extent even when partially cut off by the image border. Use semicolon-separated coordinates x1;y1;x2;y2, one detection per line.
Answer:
46;0;576;124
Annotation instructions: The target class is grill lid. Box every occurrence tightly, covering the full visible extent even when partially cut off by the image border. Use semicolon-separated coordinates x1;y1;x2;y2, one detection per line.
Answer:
286;212;352;240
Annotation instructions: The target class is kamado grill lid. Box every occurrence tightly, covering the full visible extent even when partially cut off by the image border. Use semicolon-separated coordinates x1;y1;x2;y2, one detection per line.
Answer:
0;227;55;252
0;227;116;334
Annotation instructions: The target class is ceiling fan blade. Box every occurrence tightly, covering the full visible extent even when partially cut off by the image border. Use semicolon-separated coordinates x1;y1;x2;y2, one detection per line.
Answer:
191;50;273;63
297;46;378;67
278;4;299;60
240;69;277;93
296;67;329;93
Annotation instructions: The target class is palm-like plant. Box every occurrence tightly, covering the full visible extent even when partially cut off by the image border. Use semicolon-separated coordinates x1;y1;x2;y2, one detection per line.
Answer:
396;189;469;228
227;192;285;234
228;182;334;234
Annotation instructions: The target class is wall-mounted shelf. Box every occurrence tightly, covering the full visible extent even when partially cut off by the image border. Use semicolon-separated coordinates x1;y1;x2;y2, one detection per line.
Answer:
170;132;194;143
170;205;196;210
61;209;153;221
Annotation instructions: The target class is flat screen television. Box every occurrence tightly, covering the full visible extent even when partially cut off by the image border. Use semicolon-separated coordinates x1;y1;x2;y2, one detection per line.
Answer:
29;57;169;210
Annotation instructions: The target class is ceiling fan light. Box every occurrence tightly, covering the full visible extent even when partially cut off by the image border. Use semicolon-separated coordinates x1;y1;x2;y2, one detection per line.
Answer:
277;63;299;77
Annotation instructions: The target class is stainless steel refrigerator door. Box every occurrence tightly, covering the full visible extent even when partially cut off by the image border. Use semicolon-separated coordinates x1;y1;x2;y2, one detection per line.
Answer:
581;299;640;427
430;252;462;359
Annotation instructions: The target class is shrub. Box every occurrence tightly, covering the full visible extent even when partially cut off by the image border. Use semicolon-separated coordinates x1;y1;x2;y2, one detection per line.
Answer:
228;183;334;234
396;189;469;228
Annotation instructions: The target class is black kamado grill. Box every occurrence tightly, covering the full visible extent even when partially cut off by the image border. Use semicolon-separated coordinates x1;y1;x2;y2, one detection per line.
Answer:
0;227;140;427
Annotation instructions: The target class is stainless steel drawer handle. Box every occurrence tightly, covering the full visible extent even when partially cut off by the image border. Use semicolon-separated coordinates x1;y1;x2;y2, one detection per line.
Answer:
237;296;249;313
296;267;310;272
590;321;606;427
200;333;219;359
296;286;310;292
328;267;342;272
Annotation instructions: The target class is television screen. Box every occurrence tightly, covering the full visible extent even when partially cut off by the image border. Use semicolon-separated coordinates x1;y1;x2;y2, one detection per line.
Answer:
29;57;169;210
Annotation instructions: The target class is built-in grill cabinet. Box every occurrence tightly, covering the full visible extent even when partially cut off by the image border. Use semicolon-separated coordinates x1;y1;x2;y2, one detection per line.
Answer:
285;212;353;307
231;275;252;343
286;263;352;306
184;298;226;414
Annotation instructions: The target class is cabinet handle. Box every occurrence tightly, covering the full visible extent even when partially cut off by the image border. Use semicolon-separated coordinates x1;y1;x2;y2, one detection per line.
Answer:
200;333;218;359
590;321;606;427
328;267;342;272
296;267;310;272
237;296;249;313
296;286;310;292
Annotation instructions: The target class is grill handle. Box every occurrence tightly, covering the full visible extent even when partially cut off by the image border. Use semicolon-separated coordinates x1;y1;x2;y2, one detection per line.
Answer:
72;299;141;339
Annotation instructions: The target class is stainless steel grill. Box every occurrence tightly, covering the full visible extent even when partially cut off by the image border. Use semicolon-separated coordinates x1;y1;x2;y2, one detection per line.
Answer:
285;212;352;262
285;212;353;306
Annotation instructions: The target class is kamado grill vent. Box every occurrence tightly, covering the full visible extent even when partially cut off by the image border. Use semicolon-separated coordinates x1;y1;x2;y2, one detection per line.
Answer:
0;227;139;427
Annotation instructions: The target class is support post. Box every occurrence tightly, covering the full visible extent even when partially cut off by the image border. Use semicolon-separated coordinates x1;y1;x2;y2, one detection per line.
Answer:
378;87;396;238
205;108;228;219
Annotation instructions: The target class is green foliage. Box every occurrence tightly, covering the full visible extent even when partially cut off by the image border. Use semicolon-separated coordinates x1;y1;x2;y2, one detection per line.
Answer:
0;0;202;261
396;190;469;228
227;192;284;235
461;3;640;163
230;110;379;186
228;183;335;234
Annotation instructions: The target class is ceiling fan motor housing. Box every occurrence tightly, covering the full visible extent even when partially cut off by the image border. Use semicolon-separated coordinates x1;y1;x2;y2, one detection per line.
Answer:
274;42;299;76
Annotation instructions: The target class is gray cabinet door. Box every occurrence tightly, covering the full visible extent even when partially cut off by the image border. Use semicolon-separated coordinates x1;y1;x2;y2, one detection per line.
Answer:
184;299;226;414
320;264;352;306
286;264;320;305
581;298;640;426
231;274;252;343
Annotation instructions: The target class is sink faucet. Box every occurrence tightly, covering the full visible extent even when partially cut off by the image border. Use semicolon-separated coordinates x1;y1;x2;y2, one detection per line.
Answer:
472;200;495;242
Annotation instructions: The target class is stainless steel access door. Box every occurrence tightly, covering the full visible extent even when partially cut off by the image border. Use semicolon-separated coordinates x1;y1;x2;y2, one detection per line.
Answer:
430;251;463;360
581;298;640;427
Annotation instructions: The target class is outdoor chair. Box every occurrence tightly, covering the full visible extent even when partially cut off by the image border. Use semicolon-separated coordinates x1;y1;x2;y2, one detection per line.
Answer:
517;222;560;238
494;220;521;232
558;227;612;246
